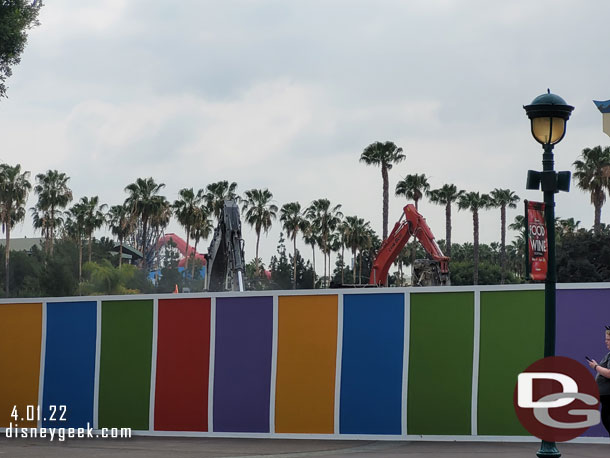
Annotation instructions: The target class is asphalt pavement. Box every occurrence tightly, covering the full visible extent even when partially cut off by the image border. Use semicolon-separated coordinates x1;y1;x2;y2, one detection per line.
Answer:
0;437;608;458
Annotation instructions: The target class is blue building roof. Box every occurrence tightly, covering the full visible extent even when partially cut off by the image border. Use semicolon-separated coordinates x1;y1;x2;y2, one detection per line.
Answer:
593;100;610;113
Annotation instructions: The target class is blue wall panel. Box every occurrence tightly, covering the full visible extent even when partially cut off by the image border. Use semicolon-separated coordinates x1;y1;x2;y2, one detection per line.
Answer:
42;301;97;428
339;293;404;434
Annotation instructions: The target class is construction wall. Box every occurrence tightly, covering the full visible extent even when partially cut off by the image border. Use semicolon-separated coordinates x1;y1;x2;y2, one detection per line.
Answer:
0;284;608;441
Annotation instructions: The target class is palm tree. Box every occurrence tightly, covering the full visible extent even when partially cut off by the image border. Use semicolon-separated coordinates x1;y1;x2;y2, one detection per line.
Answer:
148;196;172;270
395;173;430;210
80;196;107;262
458;192;492;285
360;141;405;240
33;170;72;254
301;219;318;288
0;164;31;296
107;204;133;267
306;199;343;285
173;188;205;272
124;177;166;266
205;180;238;222
189;205;213;280
280;202;305;289
428;184;464;257
342;216;371;284
490;189;520;284
66;201;86;282
573;146;610;234
242;188;278;274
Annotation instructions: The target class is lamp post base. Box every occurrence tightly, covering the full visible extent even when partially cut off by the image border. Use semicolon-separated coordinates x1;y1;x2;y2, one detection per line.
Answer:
536;440;561;457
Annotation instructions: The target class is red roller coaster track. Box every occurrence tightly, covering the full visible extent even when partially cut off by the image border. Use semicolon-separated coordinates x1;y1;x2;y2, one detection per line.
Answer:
156;233;206;268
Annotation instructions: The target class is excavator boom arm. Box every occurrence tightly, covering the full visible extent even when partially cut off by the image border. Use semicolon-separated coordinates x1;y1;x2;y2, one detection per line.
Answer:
369;204;449;286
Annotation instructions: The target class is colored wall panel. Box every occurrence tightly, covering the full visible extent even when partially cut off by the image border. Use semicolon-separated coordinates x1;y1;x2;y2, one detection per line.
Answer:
213;296;273;432
98;300;153;430
478;290;544;435
340;293;404;434
154;298;211;431
408;292;473;435
275;295;338;434
42;301;97;428
0;303;42;428
557;288;610;437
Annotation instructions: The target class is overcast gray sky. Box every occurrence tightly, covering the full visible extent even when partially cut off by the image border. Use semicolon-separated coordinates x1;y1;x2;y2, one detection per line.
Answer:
1;0;609;272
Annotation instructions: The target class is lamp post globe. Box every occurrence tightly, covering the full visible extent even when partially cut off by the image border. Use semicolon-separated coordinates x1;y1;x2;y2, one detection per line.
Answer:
524;90;574;145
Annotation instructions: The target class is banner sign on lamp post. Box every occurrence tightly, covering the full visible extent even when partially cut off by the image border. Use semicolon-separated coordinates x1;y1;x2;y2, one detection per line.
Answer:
525;200;548;281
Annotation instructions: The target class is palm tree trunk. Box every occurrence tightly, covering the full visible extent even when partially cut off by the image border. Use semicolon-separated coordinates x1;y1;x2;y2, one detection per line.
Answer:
473;210;479;285
255;231;261;274
382;165;389;240
5;224;10;297
78;237;83;282
445;203;451;257
500;205;506;284
341;244;345;284
311;244;316;288
594;198;602;235
351;247;356;283
191;239;199;280
322;236;327;283
88;233;93;262
358;250;363;285
50;206;55;256
119;239;123;268
184;230;190;273
141;216;148;268
293;235;297;289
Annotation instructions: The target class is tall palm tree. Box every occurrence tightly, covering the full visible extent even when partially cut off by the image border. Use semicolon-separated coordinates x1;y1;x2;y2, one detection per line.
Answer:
458;191;492;285
395;173;430;210
205;180;238;222
107;203;133;267
124;177;166;266
360;141;405;240
0;164;31;296
173;187;205;272
573;146;610;234
490;189;520;284
306;198;343;285
280;202;305;289
342;215;371;284
395;173;430;266
80;196;107;262
428;184;464;257
33;170;72;255
242;188;278;274
66;201;87;282
148;196;172;271
301;219;318;288
189;205;213;279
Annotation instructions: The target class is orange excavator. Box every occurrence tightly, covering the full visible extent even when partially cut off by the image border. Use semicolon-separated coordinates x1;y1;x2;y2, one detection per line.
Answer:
369;204;450;287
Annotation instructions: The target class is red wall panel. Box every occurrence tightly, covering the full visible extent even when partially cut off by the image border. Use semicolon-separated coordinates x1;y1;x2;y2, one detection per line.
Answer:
154;298;211;431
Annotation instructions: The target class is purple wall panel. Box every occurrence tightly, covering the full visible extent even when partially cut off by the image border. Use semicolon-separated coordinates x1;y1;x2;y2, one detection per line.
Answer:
213;296;273;432
557;288;610;437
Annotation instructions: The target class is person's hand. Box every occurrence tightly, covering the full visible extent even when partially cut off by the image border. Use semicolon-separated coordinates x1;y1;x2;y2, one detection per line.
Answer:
588;359;599;369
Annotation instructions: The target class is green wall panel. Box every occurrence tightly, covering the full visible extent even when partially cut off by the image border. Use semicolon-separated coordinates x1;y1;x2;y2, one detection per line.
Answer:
477;290;544;435
407;292;474;435
98;300;153;430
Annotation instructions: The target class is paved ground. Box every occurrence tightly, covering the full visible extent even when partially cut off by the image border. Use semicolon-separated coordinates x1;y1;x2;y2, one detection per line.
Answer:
0;437;608;458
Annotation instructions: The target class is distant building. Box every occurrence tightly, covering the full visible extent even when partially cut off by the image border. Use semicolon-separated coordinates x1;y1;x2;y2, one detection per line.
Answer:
0;237;44;254
593;100;610;137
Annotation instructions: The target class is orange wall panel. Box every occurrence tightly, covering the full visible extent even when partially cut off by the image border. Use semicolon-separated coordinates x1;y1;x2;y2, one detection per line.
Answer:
0;303;42;428
275;295;338;434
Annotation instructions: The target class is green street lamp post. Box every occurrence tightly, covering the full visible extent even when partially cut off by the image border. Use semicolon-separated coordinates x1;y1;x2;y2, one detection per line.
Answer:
524;90;574;458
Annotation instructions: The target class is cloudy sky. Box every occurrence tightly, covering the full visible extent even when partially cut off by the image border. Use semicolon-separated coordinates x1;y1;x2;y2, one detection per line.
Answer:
1;0;609;271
